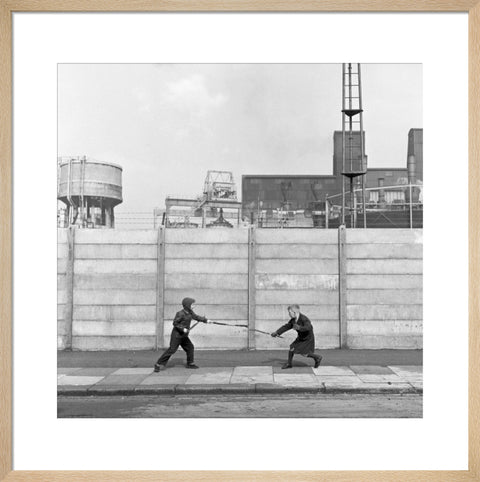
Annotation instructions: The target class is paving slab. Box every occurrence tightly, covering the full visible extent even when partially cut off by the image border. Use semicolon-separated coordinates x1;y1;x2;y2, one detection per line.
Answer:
388;365;423;375
315;375;363;384
233;366;273;375
273;374;320;387
350;366;394;375
95;374;148;386
57;375;104;386
230;374;274;384
185;371;233;385
313;366;356;376
113;368;154;375
357;374;405;383
72;367;118;377
272;366;314;374
140;375;189;385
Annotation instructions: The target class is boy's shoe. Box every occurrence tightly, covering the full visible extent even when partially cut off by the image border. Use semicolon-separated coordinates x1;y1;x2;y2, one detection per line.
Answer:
154;363;166;372
281;363;292;369
314;356;323;369
186;363;199;369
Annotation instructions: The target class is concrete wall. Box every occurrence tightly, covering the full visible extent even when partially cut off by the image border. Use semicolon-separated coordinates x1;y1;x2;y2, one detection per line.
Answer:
345;229;423;348
254;229;339;349
58;227;423;351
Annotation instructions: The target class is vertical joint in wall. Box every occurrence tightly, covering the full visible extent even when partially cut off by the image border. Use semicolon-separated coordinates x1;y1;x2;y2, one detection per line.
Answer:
247;226;256;350
338;225;347;348
64;226;75;351
156;227;166;350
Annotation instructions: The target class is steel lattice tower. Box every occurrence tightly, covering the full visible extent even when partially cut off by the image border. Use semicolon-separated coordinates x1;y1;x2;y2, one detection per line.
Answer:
341;63;367;228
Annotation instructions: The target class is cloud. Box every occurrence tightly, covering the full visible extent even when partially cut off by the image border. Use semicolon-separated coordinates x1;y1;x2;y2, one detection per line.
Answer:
163;74;226;113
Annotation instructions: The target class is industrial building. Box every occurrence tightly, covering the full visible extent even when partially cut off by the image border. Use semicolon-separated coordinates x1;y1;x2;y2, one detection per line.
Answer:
242;128;423;228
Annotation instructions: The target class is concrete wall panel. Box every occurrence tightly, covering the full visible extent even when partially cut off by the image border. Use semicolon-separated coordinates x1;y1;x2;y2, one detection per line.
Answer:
347;335;422;349
346;229;423;244
347;289;423;305
74;274;157;290
75;244;157;259
347;259;423;275
73;321;156;336
73;305;156;321
256;259;338;275
57;244;68;258
57;259;67;274
165;259;248;274
255;274;338;291
166;229;248;244
164;289;247;305
347;274;423;290
347;304;423;320
74;259;157;274
346;244;423;259
256;305;339;320
164;304;247;320
74;290;156;305
256;290;338;305
348;320;423;335
256;229;338;244
57;229;68;244
166;274;248;290
165;244;248;259
75;229;158;244
256;244;338;259
72;336;156;351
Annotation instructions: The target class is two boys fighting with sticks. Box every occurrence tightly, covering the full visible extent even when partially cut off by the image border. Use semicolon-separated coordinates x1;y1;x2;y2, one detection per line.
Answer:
154;297;322;372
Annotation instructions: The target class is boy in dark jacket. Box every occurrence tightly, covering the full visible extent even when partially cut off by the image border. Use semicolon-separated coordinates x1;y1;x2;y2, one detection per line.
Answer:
271;304;322;369
154;297;209;371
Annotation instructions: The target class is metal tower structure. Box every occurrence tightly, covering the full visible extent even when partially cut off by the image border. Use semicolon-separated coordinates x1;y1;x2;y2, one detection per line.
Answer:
341;63;367;228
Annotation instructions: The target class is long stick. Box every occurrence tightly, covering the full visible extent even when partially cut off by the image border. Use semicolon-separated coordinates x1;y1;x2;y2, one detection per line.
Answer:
190;320;283;338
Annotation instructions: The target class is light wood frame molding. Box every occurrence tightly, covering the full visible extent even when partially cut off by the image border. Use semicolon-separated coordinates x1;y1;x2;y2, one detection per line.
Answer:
1;1;478;480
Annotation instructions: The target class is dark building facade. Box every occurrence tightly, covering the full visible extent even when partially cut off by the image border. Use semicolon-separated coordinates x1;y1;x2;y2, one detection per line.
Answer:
242;129;422;216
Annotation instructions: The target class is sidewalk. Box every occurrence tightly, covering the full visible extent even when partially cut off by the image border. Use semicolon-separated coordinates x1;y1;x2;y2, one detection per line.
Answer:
58;349;422;396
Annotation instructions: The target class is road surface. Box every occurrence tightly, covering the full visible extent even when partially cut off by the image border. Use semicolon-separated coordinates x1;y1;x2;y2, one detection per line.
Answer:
58;393;422;418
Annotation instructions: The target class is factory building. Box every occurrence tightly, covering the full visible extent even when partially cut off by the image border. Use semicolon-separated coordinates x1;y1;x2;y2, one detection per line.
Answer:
242;128;422;227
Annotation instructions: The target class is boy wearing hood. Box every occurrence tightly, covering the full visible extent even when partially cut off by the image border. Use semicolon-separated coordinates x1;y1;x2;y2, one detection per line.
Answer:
154;297;209;371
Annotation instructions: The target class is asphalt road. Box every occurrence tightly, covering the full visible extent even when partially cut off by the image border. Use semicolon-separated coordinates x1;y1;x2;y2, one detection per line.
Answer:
58;393;422;418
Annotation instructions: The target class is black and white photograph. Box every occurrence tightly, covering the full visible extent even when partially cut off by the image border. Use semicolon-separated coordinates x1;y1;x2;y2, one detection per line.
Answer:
56;63;423;418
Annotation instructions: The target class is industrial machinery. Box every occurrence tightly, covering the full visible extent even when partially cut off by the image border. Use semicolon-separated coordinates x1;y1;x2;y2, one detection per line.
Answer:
164;170;242;228
57;156;123;228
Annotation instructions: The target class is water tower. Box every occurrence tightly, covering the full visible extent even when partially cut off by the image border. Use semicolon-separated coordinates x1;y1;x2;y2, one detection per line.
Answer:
57;156;123;228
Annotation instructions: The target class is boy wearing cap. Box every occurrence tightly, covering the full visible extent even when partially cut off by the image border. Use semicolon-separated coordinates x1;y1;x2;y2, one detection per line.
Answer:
154;297;209;372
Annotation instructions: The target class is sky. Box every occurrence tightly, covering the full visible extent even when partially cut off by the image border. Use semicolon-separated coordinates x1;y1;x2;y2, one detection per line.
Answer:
58;64;422;214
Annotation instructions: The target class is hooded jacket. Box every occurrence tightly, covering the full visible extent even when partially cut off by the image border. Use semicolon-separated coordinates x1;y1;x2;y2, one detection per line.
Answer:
172;297;207;335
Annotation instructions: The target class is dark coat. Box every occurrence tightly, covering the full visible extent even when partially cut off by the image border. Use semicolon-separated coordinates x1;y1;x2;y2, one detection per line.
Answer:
275;313;315;355
172;297;207;336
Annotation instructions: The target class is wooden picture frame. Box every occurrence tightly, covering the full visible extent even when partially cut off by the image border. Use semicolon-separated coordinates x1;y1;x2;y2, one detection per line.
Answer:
0;1;478;480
